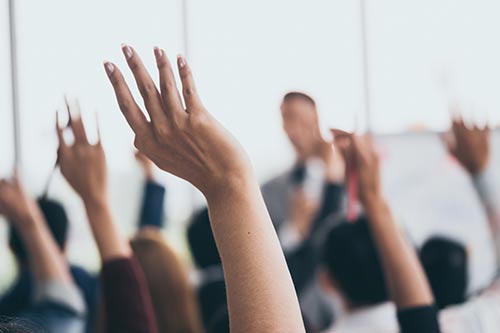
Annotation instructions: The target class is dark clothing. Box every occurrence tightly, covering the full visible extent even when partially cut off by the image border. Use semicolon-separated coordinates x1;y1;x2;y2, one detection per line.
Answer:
0;265;98;327
100;257;158;333
397;305;440;333
139;181;166;229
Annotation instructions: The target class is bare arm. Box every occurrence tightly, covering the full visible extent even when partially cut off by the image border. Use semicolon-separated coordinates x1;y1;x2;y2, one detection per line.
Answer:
104;45;304;332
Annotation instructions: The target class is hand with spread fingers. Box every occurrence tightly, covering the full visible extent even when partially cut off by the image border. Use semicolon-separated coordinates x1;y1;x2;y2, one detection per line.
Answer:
56;103;107;205
104;46;251;197
445;117;489;175
104;46;305;333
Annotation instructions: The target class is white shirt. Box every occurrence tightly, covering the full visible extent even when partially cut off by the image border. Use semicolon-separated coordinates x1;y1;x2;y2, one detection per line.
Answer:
322;302;399;333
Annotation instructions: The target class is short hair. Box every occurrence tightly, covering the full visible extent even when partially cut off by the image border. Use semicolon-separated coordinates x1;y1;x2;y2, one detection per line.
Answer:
321;216;388;307
9;198;69;265
420;236;467;309
282;92;316;108
187;208;222;269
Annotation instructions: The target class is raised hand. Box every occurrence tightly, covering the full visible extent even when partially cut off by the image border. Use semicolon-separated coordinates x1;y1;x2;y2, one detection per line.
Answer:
56;103;107;204
445;117;489;175
104;46;305;332
104;46;251;197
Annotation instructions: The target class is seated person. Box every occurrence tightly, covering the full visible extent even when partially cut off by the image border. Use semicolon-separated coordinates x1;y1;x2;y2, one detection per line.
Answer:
0;176;87;333
1;197;97;332
320;215;394;332
420;236;468;309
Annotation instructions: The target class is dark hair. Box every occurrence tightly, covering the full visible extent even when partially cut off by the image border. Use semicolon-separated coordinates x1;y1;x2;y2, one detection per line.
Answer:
282;92;316;107
420;236;467;309
9;198;69;266
321;216;388;307
187;208;222;269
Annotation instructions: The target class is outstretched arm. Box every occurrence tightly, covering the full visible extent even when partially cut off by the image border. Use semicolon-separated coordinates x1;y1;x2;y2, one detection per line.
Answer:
104;45;305;332
444;117;500;262
56;104;157;333
334;131;439;332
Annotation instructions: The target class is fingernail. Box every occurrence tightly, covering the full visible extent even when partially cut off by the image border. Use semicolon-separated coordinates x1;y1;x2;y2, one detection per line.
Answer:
154;47;163;61
121;43;133;60
177;54;187;68
104;61;115;76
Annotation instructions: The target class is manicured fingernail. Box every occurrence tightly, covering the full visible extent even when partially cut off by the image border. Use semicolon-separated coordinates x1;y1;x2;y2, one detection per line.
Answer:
104;61;115;76
121;43;133;59
154;47;163;61
177;54;187;68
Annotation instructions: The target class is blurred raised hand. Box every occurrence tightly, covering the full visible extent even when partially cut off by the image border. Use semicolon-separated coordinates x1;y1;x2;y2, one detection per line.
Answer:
104;46;251;197
56;104;107;205
0;175;38;225
444;116;489;175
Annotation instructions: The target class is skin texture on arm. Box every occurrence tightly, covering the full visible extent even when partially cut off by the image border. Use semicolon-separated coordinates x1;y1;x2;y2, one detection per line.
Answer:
334;131;434;309
0;177;72;285
104;45;305;332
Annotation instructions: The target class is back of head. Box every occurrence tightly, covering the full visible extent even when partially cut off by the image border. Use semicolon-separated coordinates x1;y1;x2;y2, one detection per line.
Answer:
131;230;203;333
187;208;222;269
9;198;69;266
420;236;467;309
321;216;388;307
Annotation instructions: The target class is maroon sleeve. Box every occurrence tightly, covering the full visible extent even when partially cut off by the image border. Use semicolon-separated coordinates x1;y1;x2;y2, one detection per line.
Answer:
101;256;158;333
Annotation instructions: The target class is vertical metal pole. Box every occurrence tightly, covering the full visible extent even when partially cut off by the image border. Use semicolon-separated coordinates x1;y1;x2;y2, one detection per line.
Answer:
9;0;22;170
181;0;190;59
359;0;372;133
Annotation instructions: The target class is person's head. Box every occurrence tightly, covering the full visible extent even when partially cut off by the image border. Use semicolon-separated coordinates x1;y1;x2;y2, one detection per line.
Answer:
281;92;322;161
320;216;388;310
131;228;203;333
420;236;467;309
187;208;222;269
9;197;69;267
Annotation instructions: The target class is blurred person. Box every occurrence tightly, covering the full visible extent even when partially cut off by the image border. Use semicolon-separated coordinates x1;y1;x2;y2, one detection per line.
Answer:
56;105;157;333
261;92;346;329
104;44;305;332
320;216;394;332
131;229;203;333
325;130;440;333
420;236;467;309
436;117;500;332
0;176;87;333
187;207;226;328
1;197;98;333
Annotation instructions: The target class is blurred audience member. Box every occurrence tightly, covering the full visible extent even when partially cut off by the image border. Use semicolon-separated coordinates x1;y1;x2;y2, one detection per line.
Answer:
0;176;87;333
131;229;203;333
262;92;345;329
1;197;98;332
438;117;500;332
56;104;157;333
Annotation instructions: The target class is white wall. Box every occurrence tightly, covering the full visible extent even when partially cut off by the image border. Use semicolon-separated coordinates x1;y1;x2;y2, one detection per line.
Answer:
1;0;500;288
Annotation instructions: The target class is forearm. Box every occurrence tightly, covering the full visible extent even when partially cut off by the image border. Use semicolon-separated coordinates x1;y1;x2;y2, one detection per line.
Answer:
84;198;131;261
206;176;305;332
16;210;72;284
364;196;433;309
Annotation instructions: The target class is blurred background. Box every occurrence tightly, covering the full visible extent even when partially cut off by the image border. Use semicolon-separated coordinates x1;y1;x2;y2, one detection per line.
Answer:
1;0;500;295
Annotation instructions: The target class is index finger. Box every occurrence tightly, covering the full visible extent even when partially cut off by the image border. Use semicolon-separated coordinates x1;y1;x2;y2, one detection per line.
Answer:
104;61;149;135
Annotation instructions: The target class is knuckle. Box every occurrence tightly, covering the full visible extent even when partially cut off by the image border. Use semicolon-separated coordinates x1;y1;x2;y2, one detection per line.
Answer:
141;82;157;97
